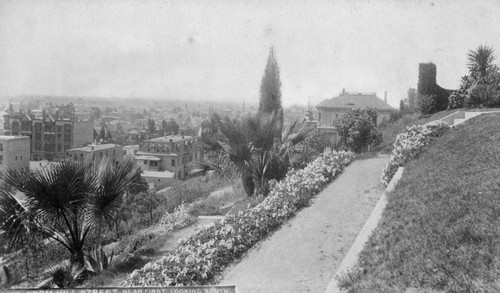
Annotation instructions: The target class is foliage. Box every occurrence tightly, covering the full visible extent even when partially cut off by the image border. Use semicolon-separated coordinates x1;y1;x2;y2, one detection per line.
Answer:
258;47;282;115
291;129;332;169
37;261;85;289
347;113;500;292
147;119;156;133
336;108;382;153
84;246;114;274
162;119;180;135
199;110;312;196
418;63;450;113
465;83;500;108
124;151;355;286
159;203;196;233
381;120;449;185
449;45;500;109
0;158;142;269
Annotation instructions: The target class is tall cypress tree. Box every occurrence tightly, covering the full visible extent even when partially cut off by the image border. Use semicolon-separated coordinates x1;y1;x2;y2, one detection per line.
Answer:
259;47;282;115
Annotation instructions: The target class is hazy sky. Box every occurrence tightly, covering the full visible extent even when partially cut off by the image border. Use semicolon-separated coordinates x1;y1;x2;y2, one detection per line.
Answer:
1;0;500;107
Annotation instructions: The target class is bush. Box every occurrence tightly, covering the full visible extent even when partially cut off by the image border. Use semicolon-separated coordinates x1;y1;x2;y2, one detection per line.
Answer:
291;130;332;169
336;109;382;153
464;83;500;108
124;151;355;286
381;120;450;185
159;203;196;232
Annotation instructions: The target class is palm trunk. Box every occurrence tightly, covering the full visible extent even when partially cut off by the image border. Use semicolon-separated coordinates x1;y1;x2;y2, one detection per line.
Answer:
241;172;255;196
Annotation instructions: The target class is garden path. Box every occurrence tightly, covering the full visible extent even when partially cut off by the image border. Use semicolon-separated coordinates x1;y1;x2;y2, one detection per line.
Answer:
218;155;389;293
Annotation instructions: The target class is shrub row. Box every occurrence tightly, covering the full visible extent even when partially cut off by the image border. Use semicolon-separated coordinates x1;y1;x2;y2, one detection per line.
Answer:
381;120;450;185
124;150;355;286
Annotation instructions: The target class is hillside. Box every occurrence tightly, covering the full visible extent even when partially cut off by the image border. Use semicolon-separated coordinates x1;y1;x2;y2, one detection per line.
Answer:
344;112;500;292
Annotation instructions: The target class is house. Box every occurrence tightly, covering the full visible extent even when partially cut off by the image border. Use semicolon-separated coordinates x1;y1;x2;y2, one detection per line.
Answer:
65;143;124;164
134;133;202;181
315;90;396;143
0;135;30;178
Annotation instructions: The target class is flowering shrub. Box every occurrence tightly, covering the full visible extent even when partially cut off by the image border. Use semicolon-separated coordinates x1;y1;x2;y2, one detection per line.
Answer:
124;150;355;286
381;121;449;185
159;203;196;233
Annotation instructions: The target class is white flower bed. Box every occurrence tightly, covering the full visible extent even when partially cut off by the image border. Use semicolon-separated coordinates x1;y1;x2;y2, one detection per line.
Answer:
124;150;355;286
381;121;449;185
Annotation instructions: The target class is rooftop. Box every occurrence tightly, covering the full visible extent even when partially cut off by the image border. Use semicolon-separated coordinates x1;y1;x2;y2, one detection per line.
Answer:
0;135;30;140
141;170;175;179
316;92;395;110
146;135;195;143
67;143;120;152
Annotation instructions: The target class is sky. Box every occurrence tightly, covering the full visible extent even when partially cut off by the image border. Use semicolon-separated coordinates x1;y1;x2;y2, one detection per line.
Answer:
1;0;500;108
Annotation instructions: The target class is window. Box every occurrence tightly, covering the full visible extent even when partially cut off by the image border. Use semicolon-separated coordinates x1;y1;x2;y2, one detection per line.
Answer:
172;159;175;167
151;161;158;167
20;156;23;160
15;156;17;161
0;155;3;164
0;144;3;151
100;152;103;158
144;161;147;165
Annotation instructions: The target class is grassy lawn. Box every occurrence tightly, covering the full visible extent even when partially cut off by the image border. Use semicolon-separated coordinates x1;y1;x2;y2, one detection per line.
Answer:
344;113;500;292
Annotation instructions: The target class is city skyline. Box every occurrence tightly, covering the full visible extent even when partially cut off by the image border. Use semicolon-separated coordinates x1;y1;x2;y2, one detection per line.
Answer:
1;0;500;108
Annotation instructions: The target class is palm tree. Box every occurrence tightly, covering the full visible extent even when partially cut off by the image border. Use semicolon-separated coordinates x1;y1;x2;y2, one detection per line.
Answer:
0;157;142;270
198;110;312;196
467;45;496;84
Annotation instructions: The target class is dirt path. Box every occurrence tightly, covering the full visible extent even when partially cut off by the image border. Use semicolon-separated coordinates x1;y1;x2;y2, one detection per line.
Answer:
218;155;389;293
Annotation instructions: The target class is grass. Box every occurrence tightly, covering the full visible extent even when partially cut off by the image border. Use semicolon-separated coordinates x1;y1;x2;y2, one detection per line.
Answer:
345;113;500;292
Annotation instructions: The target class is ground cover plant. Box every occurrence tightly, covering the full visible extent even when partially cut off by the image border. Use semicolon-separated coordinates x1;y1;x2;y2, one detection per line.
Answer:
380;120;449;185
343;113;500;292
124;150;355;286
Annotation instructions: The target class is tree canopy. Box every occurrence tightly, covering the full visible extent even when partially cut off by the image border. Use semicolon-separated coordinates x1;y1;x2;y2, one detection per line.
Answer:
258;47;282;115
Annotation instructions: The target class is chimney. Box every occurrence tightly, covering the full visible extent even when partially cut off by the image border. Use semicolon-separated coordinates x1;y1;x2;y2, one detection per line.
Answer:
384;91;387;103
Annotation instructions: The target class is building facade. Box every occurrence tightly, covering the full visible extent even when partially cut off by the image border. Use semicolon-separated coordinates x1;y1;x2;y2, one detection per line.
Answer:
0;136;30;178
3;112;94;161
134;134;202;180
66;143;124;164
315;90;396;144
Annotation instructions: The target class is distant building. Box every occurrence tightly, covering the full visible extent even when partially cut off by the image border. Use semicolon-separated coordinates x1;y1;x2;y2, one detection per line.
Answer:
141;170;175;189
134;133;202;181
315;90;396;143
0;135;30;178
317;90;395;126
66;143;124;164
3;111;94;161
123;145;139;157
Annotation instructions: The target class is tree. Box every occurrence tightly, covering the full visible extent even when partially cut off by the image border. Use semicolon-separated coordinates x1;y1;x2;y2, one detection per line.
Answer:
164;119;180;135
161;119;167;132
106;130;113;142
399;100;405;111
199;110;312;196
448;45;500;109
258;47;282;115
291;129;332;169
91;107;101;120
147;119;156;134
100;126;106;140
0;158;142;272
336;109;382;153
468;45;497;85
